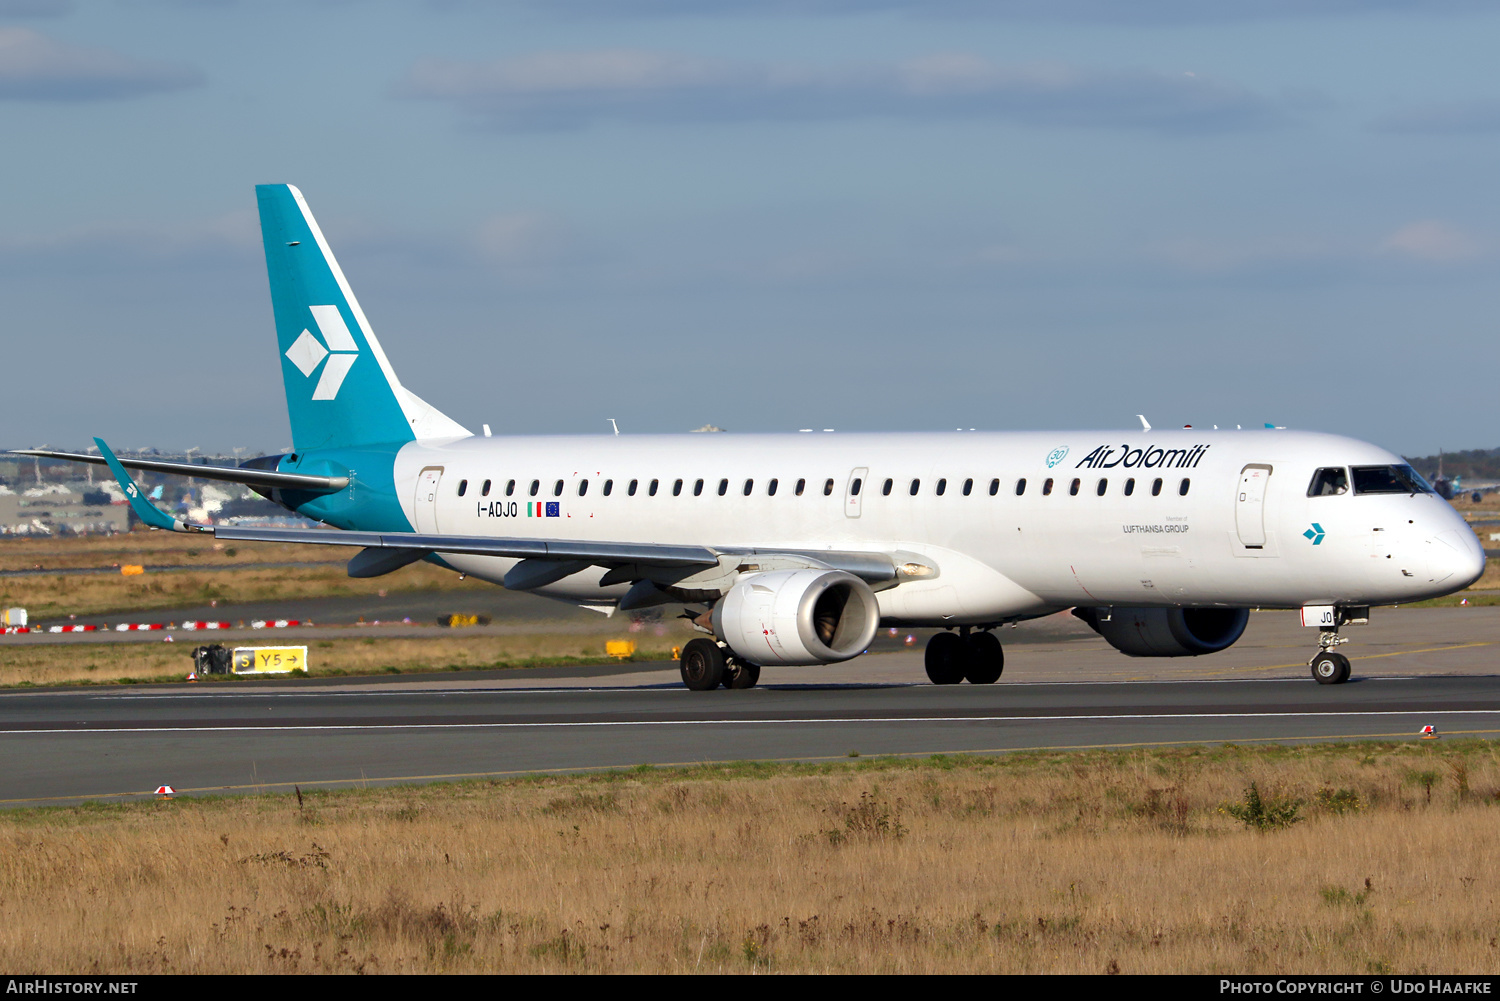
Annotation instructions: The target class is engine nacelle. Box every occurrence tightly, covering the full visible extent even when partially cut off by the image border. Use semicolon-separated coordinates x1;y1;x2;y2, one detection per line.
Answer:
713;569;880;667
1073;606;1249;657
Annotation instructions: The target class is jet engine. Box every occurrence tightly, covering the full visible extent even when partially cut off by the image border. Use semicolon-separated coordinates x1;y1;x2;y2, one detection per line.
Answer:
1072;606;1249;657
713;569;880;667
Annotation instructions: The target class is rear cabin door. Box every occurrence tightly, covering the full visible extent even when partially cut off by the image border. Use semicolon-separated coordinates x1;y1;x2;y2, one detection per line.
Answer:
845;467;868;519
1235;464;1272;548
414;466;443;534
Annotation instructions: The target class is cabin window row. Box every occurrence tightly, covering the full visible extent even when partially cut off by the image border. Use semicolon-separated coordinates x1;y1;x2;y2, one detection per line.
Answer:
452;475;1190;499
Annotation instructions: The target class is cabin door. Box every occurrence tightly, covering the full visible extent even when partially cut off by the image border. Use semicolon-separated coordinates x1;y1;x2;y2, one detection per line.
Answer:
1235;464;1272;548
414;466;444;534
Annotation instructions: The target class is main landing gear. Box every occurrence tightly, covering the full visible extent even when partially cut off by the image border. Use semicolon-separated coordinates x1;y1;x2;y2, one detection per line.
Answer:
1309;628;1352;685
679;638;761;691
925;627;1004;685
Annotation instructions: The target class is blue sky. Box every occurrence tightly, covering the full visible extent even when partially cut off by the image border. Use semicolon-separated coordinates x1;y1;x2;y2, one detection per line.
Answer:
1;1;1496;455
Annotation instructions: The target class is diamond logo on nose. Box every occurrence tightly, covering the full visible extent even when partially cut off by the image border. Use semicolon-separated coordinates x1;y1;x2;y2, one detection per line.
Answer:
1303;523;1326;545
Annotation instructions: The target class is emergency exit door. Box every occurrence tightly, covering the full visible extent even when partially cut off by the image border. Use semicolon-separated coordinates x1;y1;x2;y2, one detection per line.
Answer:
414;466;444;534
1235;464;1272;548
845;467;868;518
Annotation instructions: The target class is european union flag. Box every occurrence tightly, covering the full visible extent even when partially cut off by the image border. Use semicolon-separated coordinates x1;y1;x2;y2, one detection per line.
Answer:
545;502;560;517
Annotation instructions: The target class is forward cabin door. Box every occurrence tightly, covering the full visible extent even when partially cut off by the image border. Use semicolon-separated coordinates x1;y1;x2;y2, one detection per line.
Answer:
414;466;444;534
1235;464;1272;548
845;467;868;518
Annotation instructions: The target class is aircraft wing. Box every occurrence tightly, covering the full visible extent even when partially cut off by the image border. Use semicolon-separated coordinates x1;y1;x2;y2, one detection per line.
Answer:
91;437;898;586
11;448;347;493
91;438;717;566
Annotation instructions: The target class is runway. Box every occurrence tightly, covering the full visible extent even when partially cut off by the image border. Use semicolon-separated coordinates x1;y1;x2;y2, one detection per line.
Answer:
3;670;1499;807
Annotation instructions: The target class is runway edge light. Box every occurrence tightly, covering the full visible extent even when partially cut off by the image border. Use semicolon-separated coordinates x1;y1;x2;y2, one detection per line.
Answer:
1420;725;1438;740
155;786;175;798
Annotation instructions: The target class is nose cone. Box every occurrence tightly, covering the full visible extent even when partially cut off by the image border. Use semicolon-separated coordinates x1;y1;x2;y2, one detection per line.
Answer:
1429;527;1486;592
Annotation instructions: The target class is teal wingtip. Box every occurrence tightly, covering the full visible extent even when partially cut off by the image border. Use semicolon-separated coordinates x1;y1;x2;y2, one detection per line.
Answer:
93;437;182;532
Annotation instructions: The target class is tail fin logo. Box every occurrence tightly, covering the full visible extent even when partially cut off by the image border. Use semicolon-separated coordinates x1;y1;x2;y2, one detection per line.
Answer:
284;305;359;400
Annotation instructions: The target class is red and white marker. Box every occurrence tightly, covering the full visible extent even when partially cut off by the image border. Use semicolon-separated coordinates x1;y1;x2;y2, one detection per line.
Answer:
155;786;175;797
1420;725;1438;739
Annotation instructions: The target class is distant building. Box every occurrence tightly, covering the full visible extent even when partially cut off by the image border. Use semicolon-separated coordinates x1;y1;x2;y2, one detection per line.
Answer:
0;483;130;536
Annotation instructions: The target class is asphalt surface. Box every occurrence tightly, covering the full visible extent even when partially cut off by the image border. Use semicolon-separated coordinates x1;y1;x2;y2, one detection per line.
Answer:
0;604;1495;808
2;669;1499;808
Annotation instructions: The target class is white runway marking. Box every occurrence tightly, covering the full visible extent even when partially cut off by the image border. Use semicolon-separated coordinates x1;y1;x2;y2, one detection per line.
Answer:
0;707;1495;736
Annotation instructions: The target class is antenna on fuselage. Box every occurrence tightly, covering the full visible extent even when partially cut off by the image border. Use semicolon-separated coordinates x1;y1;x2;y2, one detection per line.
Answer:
1137;415;1151;431
608;419;620;436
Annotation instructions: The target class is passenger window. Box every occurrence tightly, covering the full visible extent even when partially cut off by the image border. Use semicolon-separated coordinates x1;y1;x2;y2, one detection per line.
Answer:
650;479;660;496
1179;478;1191;496
628;479;638;496
744;478;754;496
1069;478;1080;496
989;479;999;496
603;479;612;496
1307;467;1349;496
716;478;727;496
936;478;947;496
695;479;705;496
481;480;491;497
553;479;564;497
1015;478;1026;496
768;478;778;496
1124;478;1135;496
963;478;973;496
823;478;834;496
1096;478;1107;496
1151;478;1162;496
882;478;893;496
672;479;683;496
909;479;920;496
578;479;589;497
506;480;515;496
457;479;468;497
796;478;806;496
850;477;862;496
529;480;540;497
1042;478;1053;496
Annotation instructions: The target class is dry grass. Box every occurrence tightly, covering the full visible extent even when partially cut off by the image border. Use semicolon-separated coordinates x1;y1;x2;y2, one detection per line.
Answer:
4;743;1500;974
0;562;491;620
0;629;694;687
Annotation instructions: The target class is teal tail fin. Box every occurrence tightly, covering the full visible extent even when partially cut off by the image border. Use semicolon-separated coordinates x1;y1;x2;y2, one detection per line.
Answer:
255;184;469;451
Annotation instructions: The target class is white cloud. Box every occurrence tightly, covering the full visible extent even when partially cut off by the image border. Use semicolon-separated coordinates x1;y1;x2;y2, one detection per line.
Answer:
0;27;203;100
1377;220;1483;262
398;49;1279;134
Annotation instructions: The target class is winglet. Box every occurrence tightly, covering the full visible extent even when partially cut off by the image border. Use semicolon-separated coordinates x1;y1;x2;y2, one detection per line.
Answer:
93;438;208;533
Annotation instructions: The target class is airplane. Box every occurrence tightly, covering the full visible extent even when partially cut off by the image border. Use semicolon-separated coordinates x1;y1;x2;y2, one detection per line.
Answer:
15;185;1487;690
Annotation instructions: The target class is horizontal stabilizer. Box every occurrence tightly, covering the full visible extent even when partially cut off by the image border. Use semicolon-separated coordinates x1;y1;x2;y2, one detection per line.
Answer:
11;449;348;493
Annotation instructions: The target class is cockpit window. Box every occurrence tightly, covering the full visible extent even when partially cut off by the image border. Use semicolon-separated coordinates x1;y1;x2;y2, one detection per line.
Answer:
1351;464;1432;495
1307;467;1349;497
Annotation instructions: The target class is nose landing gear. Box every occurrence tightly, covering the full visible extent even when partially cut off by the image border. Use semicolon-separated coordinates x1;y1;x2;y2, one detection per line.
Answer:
1309;628;1351;685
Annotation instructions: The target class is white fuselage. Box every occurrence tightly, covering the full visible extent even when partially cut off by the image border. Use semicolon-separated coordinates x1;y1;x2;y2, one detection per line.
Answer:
390;428;1485;624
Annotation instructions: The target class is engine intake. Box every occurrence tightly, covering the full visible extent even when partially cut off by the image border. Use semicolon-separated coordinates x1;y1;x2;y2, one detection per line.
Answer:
1073;606;1249;657
713;569;880;667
